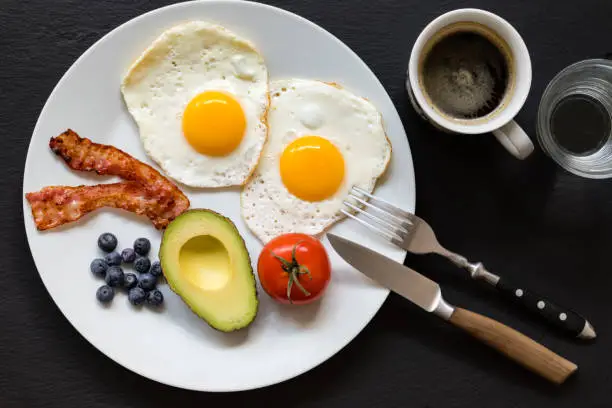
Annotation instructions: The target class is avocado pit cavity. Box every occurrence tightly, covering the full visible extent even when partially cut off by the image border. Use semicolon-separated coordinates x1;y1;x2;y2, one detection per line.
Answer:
179;235;231;291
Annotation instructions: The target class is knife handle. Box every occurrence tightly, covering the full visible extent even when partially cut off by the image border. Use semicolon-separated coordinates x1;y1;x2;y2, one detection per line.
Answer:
495;277;595;340
448;307;577;384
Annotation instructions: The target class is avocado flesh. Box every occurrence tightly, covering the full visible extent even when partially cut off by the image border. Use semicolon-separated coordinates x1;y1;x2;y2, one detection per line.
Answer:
160;209;258;332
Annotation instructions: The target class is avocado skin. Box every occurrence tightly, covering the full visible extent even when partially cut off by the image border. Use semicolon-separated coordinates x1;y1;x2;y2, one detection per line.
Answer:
160;209;258;332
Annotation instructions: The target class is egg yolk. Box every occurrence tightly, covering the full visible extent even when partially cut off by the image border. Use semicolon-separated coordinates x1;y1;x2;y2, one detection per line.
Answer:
280;136;345;202
182;91;246;156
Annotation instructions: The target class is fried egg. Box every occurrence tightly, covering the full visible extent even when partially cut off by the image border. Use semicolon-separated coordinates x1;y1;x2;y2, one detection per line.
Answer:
241;79;392;243
121;21;269;187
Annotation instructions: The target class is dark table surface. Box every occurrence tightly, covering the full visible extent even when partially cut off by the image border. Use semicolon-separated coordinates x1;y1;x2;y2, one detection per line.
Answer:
3;0;612;406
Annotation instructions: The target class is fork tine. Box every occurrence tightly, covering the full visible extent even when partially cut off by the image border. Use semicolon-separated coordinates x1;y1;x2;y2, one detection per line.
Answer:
340;209;404;247
352;186;415;221
343;200;410;238
348;193;413;231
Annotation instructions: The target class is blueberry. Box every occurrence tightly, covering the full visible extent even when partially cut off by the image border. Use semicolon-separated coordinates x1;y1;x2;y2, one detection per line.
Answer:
134;257;151;274
97;233;118;252
96;285;114;303
90;258;108;278
121;248;136;264
146;289;164;306
133;238;151;256
150;261;163;278
138;273;157;291
104;251;122;266
128;287;146;306
123;273;138;290
105;266;125;287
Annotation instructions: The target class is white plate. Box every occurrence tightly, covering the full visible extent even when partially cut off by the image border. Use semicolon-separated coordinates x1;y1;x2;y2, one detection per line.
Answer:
22;0;415;392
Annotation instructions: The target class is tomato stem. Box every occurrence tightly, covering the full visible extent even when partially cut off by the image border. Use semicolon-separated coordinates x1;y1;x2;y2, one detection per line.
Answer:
271;241;311;303
291;268;311;298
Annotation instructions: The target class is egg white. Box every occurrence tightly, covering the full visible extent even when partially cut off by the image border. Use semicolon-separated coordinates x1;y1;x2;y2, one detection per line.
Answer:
121;21;269;187
241;79;392;243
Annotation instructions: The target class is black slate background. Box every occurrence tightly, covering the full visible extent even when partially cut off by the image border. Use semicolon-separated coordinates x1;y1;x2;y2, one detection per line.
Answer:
2;0;612;407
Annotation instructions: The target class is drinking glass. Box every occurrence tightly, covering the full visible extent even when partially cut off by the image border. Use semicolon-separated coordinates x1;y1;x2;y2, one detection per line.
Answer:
537;58;612;178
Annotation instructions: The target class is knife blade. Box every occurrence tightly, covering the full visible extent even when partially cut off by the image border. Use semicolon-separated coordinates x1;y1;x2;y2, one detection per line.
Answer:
327;233;578;384
327;233;453;317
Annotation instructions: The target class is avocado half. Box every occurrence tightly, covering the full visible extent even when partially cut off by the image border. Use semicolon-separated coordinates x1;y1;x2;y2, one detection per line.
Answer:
160;209;258;332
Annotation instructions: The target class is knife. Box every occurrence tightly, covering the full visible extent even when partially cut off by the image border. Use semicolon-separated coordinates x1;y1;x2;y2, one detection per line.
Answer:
327;233;578;384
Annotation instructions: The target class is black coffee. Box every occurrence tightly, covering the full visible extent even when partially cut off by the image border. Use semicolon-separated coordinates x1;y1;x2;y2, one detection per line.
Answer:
550;94;610;155
421;31;511;119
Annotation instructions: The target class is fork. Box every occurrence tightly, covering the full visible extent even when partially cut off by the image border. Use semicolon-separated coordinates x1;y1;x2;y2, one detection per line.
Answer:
341;186;596;340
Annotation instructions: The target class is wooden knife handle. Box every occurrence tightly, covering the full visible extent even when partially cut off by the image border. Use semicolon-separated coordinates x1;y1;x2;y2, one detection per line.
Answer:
449;307;577;384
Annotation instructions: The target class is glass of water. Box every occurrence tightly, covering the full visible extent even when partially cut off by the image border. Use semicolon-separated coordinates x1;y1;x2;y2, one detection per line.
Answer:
537;58;612;178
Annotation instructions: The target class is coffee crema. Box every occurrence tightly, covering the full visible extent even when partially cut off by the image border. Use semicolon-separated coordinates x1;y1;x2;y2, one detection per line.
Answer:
418;22;515;122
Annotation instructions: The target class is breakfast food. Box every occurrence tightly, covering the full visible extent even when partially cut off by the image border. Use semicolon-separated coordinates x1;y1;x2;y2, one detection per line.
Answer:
121;248;136;264
96;285;114;304
134;257;151;274
147;290;164;306
27;183;171;230
98;233;118;252
49;130;190;213
90;259;108;278
257;233;331;304
138;273;157;291
124;273;138;289
105;251;122;267
133;238;151;256
159;209;258;331
25;129;190;230
121;21;269;188
91;233;164;307
149;261;163;277
241;79;392;243
105;266;125;287
129;287;147;306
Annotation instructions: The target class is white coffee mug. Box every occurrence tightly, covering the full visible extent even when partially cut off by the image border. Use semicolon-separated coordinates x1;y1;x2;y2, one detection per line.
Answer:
407;9;534;159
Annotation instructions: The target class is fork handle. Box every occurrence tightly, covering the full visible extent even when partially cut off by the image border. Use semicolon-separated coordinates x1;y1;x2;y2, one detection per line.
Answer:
443;252;595;340
495;277;596;340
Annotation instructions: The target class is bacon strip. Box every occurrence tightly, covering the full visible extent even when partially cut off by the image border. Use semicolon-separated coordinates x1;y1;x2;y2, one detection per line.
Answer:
25;182;183;230
25;129;190;230
48;129;190;212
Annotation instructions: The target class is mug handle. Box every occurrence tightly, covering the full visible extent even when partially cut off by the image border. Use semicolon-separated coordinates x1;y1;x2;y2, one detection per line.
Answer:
492;120;534;159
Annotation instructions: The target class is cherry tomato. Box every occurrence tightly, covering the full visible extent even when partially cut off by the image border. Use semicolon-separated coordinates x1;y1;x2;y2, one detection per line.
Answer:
257;233;331;304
